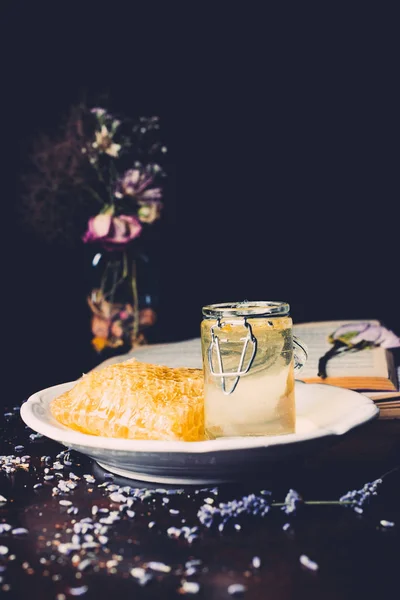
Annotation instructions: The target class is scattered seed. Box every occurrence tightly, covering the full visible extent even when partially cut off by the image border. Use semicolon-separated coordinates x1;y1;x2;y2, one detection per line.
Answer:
78;559;93;571
131;567;146;579
83;475;95;483
0;525;12;534
105;484;119;493
147;561;171;573
11;528;29;535
380;520;395;528
0;546;9;556
59;500;73;507
299;554;319;571
167;527;181;538
228;583;247;595
109;493;126;503
67;585;88;596
252;556;261;569
185;560;202;569
179;580;201;594
67;506;79;515
98;536;109;545
82;542;100;550
58;543;81;555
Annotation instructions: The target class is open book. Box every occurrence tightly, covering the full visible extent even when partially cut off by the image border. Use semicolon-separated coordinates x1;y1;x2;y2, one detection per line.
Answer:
292;320;400;418
293;320;398;392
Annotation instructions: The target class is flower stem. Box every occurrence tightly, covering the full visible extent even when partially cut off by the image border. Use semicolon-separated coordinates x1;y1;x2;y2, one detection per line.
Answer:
272;500;354;507
84;185;104;204
131;258;140;346
318;341;345;378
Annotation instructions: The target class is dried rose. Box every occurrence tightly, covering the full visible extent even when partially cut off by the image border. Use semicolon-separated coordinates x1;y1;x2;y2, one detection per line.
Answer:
83;214;142;249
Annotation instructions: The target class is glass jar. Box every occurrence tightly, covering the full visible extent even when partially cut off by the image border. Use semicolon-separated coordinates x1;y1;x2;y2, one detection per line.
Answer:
201;301;307;438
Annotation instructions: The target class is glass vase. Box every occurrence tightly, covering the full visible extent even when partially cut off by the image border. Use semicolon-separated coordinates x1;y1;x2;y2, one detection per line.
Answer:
86;247;157;358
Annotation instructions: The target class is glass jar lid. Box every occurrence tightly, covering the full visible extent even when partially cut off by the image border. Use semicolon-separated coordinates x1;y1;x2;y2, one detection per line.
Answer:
202;301;290;319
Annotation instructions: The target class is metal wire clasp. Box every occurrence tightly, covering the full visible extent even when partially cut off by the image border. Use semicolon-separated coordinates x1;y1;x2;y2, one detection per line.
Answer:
207;318;258;395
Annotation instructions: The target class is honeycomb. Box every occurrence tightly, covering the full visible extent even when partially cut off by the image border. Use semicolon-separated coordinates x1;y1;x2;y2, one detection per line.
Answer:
50;358;205;441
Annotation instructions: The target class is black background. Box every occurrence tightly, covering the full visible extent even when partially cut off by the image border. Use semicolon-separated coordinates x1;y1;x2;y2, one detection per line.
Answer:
1;2;398;405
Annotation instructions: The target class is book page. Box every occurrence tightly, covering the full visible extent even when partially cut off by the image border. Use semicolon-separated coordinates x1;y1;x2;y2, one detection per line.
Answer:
94;338;203;371
292;320;389;379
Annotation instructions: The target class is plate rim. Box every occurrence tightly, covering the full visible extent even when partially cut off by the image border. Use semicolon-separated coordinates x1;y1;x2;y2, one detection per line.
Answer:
20;380;379;454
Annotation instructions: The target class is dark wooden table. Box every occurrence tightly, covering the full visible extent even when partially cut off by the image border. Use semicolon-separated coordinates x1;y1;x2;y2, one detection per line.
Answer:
1;404;400;600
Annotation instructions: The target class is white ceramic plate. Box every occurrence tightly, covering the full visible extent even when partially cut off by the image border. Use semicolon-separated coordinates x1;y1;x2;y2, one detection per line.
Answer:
21;381;378;484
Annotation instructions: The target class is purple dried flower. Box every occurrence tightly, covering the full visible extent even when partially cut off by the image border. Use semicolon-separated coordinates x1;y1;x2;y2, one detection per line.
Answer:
318;322;400;378
350;325;400;349
330;323;400;349
281;489;302;515
114;165;163;206
339;478;382;510
197;493;271;529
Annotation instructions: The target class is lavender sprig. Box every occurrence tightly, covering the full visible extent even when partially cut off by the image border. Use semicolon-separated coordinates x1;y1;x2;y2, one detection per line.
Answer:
198;493;271;530
339;478;383;512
